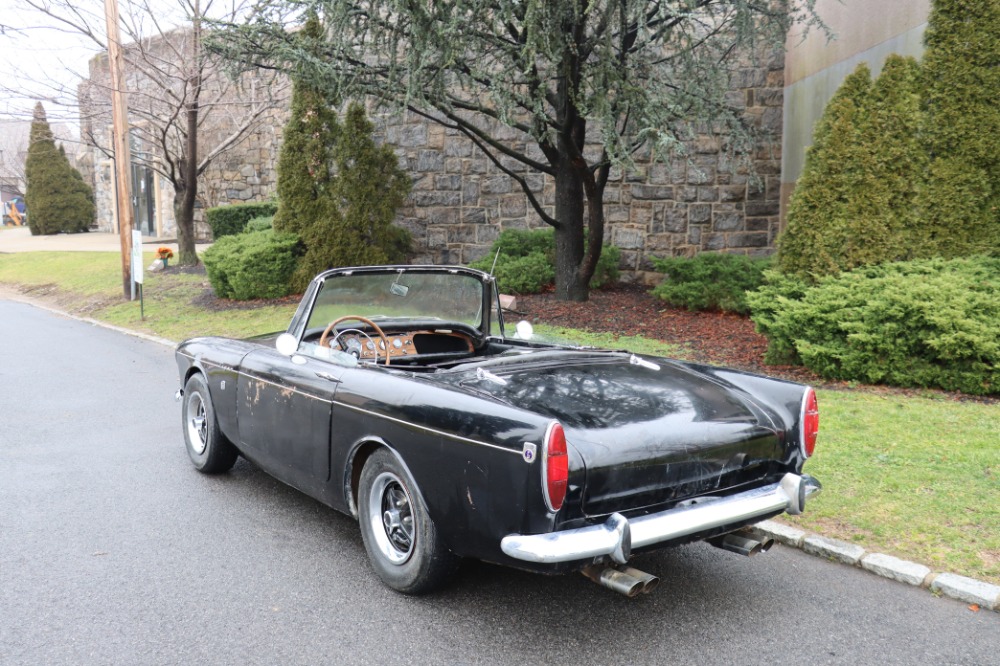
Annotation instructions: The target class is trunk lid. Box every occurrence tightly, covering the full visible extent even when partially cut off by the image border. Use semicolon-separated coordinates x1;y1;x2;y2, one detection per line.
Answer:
443;353;785;516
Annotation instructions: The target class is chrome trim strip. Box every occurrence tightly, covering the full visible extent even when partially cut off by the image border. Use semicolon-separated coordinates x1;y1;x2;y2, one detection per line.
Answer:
501;473;822;564
332;400;521;455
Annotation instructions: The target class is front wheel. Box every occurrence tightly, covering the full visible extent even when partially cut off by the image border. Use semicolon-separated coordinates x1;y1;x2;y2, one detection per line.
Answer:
357;449;458;594
182;374;238;474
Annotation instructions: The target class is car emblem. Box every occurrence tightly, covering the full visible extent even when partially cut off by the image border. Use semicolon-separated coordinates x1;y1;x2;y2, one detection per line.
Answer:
522;443;537;464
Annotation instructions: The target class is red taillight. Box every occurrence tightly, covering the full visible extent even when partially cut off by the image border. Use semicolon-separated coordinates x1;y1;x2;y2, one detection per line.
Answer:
801;388;819;458
543;421;569;512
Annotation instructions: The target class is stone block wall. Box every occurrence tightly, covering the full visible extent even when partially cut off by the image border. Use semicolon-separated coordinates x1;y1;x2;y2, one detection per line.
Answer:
373;59;784;282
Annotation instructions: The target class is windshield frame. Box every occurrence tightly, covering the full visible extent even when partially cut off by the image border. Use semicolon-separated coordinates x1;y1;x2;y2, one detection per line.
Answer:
287;265;498;343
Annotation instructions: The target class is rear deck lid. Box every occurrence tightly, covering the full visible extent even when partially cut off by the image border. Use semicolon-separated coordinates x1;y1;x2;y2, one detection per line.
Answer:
450;353;784;516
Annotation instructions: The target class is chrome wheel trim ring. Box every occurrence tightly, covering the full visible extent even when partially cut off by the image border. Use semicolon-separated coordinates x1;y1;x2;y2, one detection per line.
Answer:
367;471;415;565
186;392;208;455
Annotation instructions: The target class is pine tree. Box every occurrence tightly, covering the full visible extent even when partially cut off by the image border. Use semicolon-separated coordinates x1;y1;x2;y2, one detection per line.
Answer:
919;0;1000;255
23;102;95;235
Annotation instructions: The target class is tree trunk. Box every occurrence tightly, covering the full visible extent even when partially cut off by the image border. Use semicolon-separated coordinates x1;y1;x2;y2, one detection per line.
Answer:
553;157;590;302
176;96;200;266
174;182;198;265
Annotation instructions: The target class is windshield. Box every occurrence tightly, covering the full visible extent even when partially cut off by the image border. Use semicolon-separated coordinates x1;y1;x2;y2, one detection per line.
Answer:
306;269;487;332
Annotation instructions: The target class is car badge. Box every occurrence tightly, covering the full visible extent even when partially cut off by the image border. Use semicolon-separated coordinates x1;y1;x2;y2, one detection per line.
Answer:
522;443;537;464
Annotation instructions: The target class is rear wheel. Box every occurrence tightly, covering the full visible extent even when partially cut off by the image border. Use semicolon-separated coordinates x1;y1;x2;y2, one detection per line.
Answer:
357;449;458;594
182;374;238;474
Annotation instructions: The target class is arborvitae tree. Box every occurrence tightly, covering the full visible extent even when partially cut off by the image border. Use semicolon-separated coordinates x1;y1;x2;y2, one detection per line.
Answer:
848;55;925;264
274;15;410;290
326;102;411;264
272;13;339;241
23;102;95;236
779;57;926;278
919;0;1000;255
777;65;873;277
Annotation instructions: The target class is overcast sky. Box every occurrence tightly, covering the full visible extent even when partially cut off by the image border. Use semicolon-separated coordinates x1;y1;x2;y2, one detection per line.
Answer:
0;2;103;138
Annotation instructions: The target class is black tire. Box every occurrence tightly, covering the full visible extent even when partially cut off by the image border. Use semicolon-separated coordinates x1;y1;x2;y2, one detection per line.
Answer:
182;373;238;474
357;449;458;594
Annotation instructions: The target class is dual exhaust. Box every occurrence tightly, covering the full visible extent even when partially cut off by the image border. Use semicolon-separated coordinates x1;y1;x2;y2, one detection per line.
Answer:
582;529;774;597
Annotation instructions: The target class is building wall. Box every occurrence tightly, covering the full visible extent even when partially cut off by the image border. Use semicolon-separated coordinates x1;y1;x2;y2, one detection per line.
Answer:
781;0;931;220
79;34;788;278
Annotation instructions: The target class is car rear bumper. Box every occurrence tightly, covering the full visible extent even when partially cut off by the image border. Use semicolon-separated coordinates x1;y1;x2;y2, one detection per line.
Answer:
500;473;822;565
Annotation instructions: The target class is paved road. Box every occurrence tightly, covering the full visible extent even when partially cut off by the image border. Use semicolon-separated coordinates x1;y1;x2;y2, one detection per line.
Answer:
1;300;997;665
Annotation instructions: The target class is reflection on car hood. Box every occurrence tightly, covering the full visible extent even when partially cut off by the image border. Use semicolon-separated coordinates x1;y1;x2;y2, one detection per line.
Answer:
436;352;785;516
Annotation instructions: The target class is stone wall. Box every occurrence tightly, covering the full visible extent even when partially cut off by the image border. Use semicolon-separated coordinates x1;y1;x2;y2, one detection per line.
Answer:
381;55;784;281
78;34;784;281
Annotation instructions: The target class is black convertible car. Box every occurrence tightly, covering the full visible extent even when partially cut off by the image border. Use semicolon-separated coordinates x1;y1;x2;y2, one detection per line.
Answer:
176;265;821;596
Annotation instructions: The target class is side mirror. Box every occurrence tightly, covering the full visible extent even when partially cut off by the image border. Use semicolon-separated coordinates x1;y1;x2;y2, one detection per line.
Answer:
275;333;298;356
514;320;534;340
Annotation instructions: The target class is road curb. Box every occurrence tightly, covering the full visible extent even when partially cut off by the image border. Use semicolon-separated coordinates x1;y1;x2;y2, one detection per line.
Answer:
754;520;1000;612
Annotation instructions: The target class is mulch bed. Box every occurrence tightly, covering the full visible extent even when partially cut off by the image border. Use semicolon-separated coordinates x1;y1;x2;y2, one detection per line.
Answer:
515;282;808;377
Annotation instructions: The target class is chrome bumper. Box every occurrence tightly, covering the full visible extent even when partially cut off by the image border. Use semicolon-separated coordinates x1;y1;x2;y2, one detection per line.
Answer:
500;473;822;565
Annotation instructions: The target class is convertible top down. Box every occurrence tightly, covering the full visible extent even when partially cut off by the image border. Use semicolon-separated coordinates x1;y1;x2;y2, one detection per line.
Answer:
176;265;821;596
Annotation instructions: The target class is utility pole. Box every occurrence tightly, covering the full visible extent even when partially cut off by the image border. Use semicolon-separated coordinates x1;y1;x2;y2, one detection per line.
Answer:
104;0;134;299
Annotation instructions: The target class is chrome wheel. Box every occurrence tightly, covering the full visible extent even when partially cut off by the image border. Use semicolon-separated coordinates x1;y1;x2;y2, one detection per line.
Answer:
367;471;415;564
186;392;208;455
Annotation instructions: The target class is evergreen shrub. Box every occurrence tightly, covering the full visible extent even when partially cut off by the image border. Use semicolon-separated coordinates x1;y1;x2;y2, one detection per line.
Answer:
778;57;925;279
650;253;771;315
24;102;95;235
202;229;302;300
469;227;619;294
919;0;1000;255
244;215;274;233
747;258;1000;395
206;202;279;239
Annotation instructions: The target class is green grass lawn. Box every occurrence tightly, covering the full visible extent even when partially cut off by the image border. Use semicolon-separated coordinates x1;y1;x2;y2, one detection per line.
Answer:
1;250;997;584
790;390;999;584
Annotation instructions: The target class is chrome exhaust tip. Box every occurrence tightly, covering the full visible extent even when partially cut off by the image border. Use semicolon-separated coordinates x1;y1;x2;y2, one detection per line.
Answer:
708;532;771;557
581;564;659;597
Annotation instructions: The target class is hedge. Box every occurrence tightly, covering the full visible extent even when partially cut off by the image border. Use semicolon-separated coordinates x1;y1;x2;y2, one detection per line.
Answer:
202;229;302;300
650;253;771;315
748;258;1000;395
205;201;280;240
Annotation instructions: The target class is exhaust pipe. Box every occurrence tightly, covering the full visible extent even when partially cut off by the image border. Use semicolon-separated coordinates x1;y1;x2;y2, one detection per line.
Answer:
581;565;660;597
708;532;775;557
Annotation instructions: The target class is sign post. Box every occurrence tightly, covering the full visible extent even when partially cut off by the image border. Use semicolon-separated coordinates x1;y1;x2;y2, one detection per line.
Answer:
131;230;144;319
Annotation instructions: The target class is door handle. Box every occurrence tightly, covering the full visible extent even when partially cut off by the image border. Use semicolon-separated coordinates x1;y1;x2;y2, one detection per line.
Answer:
315;372;341;383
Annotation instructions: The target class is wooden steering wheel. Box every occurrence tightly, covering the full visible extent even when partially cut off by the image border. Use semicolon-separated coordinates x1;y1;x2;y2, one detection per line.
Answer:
319;315;392;366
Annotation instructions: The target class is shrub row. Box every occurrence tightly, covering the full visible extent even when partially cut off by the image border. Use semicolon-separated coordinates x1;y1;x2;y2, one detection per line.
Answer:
206;201;279;239
650;253;771;315
202;229;302;300
748;257;1000;395
469;228;620;294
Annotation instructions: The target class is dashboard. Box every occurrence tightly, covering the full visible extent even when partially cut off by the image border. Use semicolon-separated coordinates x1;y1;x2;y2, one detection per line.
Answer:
335;330;474;361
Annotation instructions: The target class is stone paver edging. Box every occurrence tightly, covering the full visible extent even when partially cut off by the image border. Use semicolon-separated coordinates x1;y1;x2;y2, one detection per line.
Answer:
755;520;1000;612
3;287;998;613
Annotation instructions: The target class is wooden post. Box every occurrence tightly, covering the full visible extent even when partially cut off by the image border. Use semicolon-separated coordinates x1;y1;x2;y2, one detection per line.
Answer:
104;0;134;299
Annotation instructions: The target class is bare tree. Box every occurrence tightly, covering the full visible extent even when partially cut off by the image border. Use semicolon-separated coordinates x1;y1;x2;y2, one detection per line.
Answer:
15;0;289;265
0;121;30;192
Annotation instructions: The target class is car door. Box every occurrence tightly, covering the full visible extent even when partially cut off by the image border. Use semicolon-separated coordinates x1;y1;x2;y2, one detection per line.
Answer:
236;347;345;499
